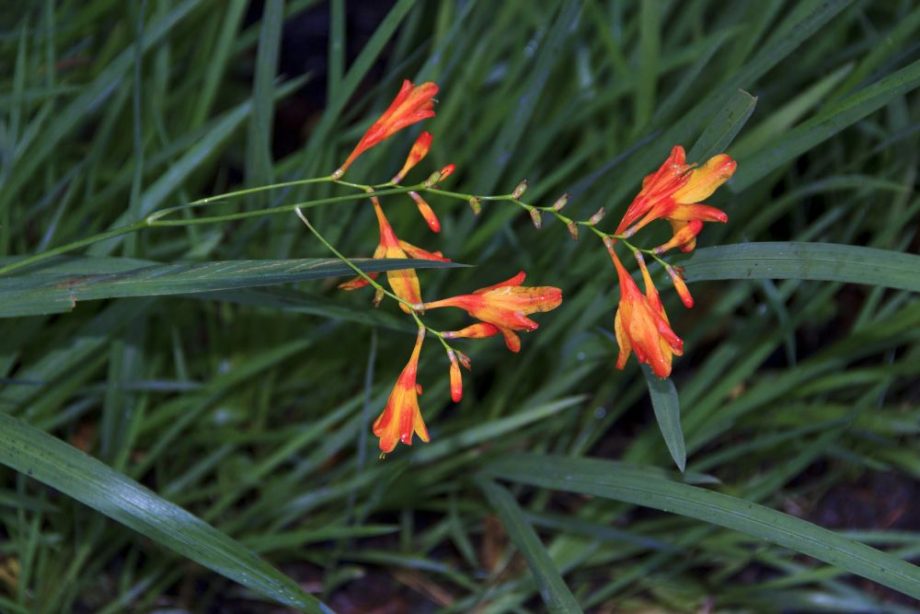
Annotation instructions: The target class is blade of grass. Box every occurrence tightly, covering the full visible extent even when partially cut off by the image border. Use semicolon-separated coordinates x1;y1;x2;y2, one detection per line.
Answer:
642;366;686;473
476;478;583;613
0;411;329;611
485;453;920;599
681;242;920;291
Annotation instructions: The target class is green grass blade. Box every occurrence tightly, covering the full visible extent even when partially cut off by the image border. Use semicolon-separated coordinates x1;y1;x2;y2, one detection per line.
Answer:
732;58;920;191
246;0;284;192
476;478;583;613
0;411;328;612
681;242;920;291
0;257;463;317
688;89;757;161
485;454;920;599
642;366;686;472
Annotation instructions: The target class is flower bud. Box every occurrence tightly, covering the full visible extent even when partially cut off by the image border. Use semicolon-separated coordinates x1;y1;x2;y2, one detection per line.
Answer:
439;163;456;180
424;171;442;188
552;193;569;211
447;349;463;402
667;265;694;308
512;179;528;199
409;191;441;233
587;207;605;225
566;220;579;240
468;196;482;215
529;207;542;229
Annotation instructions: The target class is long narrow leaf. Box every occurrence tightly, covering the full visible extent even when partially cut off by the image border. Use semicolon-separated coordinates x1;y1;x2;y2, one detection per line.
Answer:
0;257;463;317
0;411;328;611
681;242;920;291
485;454;920;599
476;478;583;613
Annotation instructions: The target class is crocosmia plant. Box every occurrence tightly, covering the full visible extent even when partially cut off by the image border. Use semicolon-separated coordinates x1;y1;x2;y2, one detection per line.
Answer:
305;80;736;453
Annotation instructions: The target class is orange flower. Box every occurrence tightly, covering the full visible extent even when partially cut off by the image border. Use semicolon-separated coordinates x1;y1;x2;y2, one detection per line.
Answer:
334;80;439;178
373;327;429;453
423;271;563;352
611;251;683;378
615;146;735;252
392;131;433;183
338;197;449;312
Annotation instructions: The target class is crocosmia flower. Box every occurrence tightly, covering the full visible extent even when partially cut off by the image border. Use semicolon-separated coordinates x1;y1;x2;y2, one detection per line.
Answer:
373;327;429;453
334;80;438;178
338;197;449;312
423;271;563;352
611;251;683;378
615;146;736;252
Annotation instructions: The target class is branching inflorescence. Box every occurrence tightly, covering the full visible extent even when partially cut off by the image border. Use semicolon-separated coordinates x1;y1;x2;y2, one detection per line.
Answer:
314;79;736;454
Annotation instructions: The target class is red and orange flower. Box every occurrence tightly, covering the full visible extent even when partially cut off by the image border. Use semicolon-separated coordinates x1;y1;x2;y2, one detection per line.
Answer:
424;271;563;352
611;251;683;379
334;80;438;178
338;196;449;312
373;327;430;453
616;145;736;252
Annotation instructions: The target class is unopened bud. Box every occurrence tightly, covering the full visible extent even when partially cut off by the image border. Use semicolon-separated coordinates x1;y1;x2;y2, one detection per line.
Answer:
667;265;694;308
512;179;528;199
552;193;569;211
424;171;442;188
468;196;482;215
439;163;456;180
587;207;606;225
566;220;579;240
455;350;472;370
529;208;542;229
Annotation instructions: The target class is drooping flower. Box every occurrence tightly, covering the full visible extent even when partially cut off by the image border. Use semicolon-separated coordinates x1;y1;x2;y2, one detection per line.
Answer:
423;271;563;352
334;80;439;178
615;146;736;252
338;197;449;312
611;250;683;378
392;131;433;184
373;327;429;453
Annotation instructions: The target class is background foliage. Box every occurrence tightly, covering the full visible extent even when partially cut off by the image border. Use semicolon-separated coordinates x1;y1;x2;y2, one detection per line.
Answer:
0;0;918;611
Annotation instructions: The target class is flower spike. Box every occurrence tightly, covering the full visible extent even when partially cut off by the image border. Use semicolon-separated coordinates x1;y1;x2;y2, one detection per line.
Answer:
334;80;438;178
373;327;430;453
423;271;562;352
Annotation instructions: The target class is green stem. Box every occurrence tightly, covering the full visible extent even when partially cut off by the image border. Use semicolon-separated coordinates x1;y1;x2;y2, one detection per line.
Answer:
147;186;417;225
0;221;148;276
189;176;335;205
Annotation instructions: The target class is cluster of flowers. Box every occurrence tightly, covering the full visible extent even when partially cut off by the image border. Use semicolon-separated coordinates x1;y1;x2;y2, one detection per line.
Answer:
327;79;736;454
608;146;736;378
332;81;563;453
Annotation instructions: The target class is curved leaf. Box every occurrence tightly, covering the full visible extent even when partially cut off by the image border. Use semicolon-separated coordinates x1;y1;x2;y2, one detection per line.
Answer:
476;478;582;613
0;411;328;612
0;256;463;317
485;453;920;599
681;242;920;292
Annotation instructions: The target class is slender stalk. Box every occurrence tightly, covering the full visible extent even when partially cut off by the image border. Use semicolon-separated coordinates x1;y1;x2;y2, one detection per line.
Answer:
0;221;148;276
